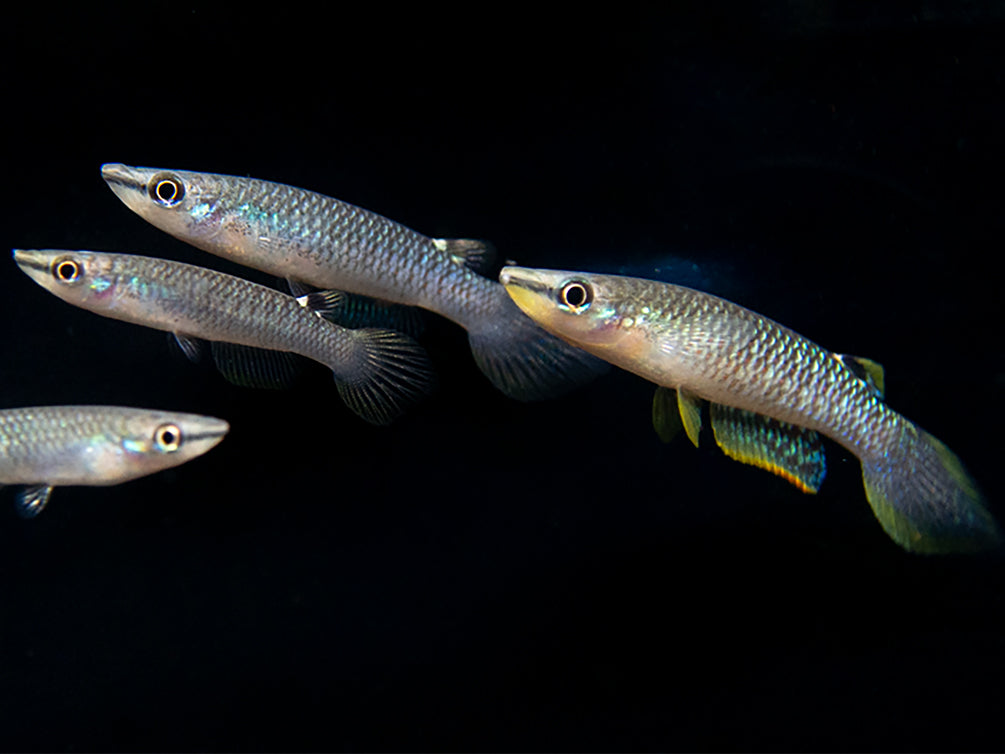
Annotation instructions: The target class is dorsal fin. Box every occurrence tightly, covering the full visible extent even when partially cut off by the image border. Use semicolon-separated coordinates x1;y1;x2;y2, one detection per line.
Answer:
709;403;826;493
434;238;496;275
835;354;885;398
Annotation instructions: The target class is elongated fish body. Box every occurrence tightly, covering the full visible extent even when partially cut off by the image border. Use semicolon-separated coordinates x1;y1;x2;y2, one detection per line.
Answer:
100;163;607;400
13;249;433;425
500;266;1000;554
0;405;228;516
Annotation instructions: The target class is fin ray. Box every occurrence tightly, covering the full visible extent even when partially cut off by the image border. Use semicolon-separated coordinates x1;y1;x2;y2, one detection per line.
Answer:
469;293;609;401
210;341;302;389
17;484;53;518
862;424;1000;553
435;238;496;275
334;329;436;425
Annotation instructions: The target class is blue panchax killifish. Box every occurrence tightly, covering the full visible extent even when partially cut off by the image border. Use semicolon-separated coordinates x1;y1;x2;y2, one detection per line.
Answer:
500;266;1000;554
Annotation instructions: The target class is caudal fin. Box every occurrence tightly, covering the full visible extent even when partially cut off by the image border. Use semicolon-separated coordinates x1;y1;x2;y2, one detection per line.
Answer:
334;329;436;425
469;293;609;401
862;423;1000;554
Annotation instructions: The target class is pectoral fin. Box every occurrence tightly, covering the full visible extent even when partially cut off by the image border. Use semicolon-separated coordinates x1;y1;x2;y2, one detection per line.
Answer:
677;388;704;448
709;403;826;493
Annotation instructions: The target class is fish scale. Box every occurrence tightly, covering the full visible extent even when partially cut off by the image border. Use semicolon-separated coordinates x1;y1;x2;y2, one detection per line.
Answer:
500;266;1000;554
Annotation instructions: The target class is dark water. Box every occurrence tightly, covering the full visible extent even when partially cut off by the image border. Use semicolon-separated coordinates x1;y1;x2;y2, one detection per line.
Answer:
3;6;1004;751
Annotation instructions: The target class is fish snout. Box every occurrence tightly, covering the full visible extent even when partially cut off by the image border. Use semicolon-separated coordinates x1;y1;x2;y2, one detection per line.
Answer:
101;162;137;186
499;266;555;294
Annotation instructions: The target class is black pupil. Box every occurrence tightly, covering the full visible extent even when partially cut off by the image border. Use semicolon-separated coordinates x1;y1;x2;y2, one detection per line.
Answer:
160;428;177;445
564;284;587;307
156;180;179;203
57;262;77;281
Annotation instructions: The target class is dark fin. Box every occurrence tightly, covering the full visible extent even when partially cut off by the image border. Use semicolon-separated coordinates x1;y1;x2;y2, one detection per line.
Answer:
835;354;885;398
286;278;315;298
172;333;205;363
468;294;610;401
861;423;1001;554
435;238;496;275
210;341;302;389
677;388;704;448
16;484;53;518
709;404;826;493
652;387;683;443
298;290;348;317
334;329;437;425
299;290;426;338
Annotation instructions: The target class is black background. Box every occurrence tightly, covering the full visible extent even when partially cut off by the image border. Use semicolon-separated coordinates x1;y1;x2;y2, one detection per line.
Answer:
2;4;1004;751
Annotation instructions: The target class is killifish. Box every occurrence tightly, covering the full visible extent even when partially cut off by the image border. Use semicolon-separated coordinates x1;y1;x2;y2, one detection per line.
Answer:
100;163;608;400
13;249;434;426
499;266;1000;554
0;405;228;517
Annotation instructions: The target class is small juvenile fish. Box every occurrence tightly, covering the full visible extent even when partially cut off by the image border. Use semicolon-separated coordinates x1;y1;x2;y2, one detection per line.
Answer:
100;163;607;400
499;266;1000;554
14;249;434;426
0;405;228;517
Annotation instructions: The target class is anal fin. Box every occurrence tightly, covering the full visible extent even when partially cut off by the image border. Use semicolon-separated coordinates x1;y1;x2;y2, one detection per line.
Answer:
210;341;303;389
709;403;826;493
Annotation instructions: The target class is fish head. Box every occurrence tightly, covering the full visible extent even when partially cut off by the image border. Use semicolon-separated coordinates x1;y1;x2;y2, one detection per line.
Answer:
96;409;230;485
500;266;640;352
13;249;137;315
101;163;227;244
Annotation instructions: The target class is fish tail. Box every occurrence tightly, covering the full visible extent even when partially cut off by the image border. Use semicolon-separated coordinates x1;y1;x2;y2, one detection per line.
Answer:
468;291;609;400
861;421;1000;553
333;329;436;425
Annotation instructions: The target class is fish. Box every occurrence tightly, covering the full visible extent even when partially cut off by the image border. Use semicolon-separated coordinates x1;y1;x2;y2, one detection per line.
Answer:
499;266;1000;554
0;405;228;517
100;163;608;400
13;249;434;426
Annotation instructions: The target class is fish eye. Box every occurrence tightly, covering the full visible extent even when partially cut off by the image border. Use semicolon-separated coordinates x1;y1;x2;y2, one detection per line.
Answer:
149;173;185;207
558;280;593;312
51;256;82;284
154;423;182;452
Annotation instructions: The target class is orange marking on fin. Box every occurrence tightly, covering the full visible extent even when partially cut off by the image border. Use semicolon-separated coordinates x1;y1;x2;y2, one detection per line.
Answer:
717;446;818;494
